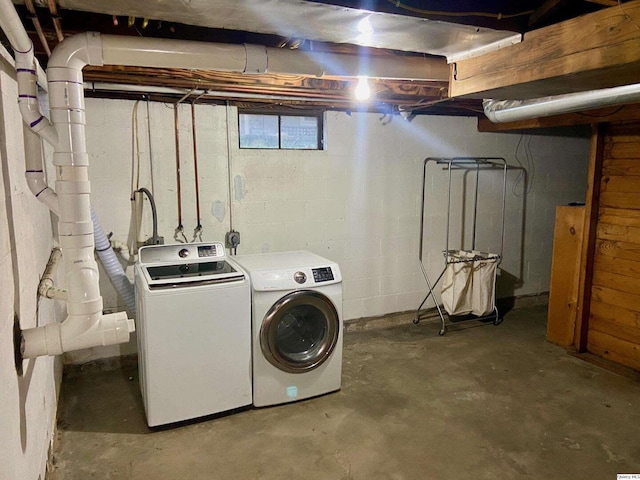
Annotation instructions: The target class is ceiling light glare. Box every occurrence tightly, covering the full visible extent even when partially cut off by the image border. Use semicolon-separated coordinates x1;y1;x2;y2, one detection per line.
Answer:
355;76;371;101
357;16;374;37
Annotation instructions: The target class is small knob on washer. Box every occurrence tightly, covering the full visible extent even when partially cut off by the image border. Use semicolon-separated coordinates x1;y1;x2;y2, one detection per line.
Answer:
293;271;307;284
178;248;189;258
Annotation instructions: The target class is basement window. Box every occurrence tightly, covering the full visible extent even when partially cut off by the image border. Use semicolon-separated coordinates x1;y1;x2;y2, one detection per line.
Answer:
238;111;323;150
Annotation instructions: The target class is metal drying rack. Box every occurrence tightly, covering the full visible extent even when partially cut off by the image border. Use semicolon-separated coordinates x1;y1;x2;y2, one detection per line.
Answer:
414;157;508;335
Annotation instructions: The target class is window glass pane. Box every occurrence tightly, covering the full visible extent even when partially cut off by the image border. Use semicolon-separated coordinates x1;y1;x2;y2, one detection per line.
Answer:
280;115;318;149
239;114;279;149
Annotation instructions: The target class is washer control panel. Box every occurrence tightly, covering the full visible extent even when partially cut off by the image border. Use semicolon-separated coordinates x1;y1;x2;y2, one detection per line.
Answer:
139;242;226;265
312;267;334;283
197;244;221;258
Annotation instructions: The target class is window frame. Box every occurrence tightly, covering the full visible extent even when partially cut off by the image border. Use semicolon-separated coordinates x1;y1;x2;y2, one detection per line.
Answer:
237;110;324;151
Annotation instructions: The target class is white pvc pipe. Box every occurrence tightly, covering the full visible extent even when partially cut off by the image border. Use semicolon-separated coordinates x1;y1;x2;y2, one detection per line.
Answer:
22;311;133;357
25;170;59;214
110;239;133;263
100;34;449;81
11;29;135;358
483;82;640;123
0;0;58;146
7;24;450;358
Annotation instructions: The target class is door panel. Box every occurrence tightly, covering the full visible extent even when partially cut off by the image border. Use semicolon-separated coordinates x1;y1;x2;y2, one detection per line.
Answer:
586;122;640;371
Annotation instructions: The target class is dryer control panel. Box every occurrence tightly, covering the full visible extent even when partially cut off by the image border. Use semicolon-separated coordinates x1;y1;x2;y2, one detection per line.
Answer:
312;267;334;283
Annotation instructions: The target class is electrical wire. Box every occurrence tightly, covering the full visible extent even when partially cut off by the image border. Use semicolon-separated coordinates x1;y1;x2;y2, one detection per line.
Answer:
577;105;625;117
225;102;234;232
512;134;534;196
383;0;534;20
618;0;640;31
130;100;142;198
145;97;156;195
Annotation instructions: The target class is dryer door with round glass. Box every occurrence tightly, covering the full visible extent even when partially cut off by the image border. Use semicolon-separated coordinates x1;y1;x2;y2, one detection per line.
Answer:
260;290;339;374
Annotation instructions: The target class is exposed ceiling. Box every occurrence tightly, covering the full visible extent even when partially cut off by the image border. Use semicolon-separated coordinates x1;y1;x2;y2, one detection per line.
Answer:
3;0;629;116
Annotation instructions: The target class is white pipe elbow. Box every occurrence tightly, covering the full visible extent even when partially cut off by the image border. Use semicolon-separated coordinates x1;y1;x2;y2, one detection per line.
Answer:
25;170;59;214
18;100;57;146
15;47;58;145
48;32;103;70
38;279;68;300
111;239;133;262
21;311;135;358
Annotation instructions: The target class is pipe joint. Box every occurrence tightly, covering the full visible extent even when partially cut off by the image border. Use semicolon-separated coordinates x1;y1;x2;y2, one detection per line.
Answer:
21;311;134;358
243;44;268;74
26;170;59;214
48;32;103;70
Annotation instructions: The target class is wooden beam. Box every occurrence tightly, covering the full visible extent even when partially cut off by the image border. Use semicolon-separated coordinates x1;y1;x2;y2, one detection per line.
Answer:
574;124;605;352
528;0;572;27
450;0;640;100
83;65;449;105
477;102;640;131
585;0;618;6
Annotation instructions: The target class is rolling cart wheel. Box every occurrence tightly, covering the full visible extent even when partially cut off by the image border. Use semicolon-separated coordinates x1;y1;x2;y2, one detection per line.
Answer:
413;316;420;325
438;327;447;336
493;307;502;326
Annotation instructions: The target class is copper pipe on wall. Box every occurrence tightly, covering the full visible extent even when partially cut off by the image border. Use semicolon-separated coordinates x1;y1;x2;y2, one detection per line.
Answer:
46;0;64;42
173;103;183;232
191;92;206;237
173;89;193;242
24;0;51;56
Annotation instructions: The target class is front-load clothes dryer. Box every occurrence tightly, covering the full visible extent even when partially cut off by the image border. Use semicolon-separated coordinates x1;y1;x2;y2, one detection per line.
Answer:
135;242;251;427
233;251;343;407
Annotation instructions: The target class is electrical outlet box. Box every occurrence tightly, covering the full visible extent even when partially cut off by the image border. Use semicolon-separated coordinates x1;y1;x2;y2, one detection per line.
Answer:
144;236;164;246
225;230;240;249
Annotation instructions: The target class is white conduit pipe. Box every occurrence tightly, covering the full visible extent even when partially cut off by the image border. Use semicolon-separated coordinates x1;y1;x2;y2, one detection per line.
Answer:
2;0;131;324
91;205;136;315
100;35;449;81
0;0;57;145
5;24;451;358
483;83;640;123
16;30;133;358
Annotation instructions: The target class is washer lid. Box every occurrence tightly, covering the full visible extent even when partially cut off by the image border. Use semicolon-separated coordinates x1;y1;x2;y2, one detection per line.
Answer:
137;242;246;288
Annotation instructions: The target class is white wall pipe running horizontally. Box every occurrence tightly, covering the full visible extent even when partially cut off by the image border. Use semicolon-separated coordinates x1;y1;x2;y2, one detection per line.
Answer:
0;0;454;358
483;83;640;123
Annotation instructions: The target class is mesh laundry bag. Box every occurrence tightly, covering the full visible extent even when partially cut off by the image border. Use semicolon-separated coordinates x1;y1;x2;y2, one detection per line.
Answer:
441;250;474;316
470;254;498;316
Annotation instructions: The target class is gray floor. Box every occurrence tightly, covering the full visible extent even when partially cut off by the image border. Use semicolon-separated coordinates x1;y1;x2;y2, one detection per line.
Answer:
50;305;640;480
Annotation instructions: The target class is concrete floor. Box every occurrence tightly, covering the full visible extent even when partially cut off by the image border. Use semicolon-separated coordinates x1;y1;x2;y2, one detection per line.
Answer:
50;305;640;480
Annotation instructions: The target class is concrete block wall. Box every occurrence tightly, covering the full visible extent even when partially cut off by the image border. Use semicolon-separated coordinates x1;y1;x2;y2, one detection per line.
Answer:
0;50;63;480
77;98;589;361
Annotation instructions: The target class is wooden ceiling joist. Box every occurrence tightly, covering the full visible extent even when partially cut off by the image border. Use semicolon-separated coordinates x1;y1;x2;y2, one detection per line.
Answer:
83;65;452;110
449;0;640;100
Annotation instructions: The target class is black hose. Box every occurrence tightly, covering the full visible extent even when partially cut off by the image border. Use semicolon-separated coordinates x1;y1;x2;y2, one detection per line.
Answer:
136;187;159;245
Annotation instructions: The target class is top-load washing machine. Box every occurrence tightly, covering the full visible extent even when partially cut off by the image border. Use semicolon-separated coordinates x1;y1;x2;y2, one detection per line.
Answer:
135;242;252;426
233;251;343;407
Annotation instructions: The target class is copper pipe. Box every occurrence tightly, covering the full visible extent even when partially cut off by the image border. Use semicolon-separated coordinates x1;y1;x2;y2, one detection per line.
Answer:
173;104;183;229
46;0;64;42
190;102;201;229
191;93;206;230
173;89;194;232
24;0;51;56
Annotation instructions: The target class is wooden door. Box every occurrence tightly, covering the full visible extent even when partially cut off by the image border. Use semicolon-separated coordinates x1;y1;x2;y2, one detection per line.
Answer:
586;123;640;371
